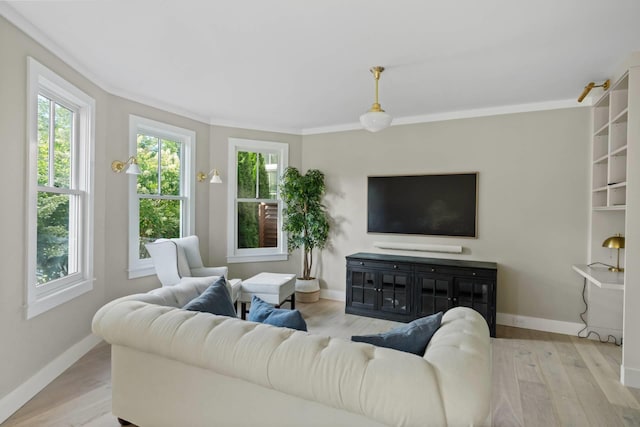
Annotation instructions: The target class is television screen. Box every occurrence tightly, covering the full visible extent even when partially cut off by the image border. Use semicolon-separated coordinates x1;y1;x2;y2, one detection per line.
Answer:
367;173;477;237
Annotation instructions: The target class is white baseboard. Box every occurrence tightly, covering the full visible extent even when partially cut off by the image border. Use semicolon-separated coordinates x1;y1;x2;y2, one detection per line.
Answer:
314;300;586;336
497;312;583;336
320;289;345;301
584;325;623;341
0;334;102;424
621;365;640;389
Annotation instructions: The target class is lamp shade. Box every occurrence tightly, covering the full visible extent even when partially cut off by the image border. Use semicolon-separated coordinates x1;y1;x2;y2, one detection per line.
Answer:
125;162;141;175
602;234;625;249
360;111;393;133
210;170;223;184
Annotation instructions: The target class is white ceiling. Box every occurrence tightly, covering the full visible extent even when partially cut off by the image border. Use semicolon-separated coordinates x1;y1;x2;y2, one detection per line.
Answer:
4;0;640;133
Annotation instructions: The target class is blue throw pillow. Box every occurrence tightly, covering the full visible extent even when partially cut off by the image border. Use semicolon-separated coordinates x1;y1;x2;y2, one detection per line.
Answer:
248;296;307;332
351;312;443;355
182;277;237;318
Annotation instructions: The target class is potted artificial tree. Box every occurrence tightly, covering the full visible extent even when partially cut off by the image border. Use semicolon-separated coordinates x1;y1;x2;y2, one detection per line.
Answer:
281;167;330;303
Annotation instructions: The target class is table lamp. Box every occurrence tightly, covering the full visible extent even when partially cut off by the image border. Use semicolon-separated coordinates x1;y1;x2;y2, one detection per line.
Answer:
602;234;625;272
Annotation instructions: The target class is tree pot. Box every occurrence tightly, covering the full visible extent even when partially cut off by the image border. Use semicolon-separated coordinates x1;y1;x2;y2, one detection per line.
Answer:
295;278;320;303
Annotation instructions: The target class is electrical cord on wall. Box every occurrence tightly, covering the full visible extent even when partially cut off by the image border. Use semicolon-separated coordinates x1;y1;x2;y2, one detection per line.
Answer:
577;262;621;346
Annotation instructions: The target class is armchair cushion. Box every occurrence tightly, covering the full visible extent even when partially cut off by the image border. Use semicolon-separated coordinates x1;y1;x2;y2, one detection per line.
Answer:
145;240;181;287
182;277;236;317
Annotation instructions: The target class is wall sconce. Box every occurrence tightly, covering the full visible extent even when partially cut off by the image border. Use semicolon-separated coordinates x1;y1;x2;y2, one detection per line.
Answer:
197;169;223;184
602;233;625;272
111;156;141;175
577;79;610;102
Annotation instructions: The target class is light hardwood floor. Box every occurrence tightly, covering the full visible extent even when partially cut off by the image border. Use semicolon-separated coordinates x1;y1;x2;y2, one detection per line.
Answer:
3;300;639;426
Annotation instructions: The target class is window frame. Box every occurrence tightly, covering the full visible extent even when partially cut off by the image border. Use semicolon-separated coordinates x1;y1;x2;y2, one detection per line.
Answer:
26;57;95;319
227;138;288;263
127;115;195;278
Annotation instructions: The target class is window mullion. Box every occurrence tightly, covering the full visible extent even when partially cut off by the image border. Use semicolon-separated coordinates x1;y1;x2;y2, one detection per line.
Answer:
255;159;259;198
138;194;185;201
48;100;55;186
156;137;162;196
237;197;276;203
36;186;81;196
72;110;78;190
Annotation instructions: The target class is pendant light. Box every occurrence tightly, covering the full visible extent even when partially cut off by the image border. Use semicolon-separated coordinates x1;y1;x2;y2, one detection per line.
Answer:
360;66;392;132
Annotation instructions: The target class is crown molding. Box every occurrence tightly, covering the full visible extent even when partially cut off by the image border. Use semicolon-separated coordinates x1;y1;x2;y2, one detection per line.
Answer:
393;98;589;126
1;4;211;125
0;3;114;95
209;118;302;135
301;98;589;135
109;88;211;124
2;4;592;137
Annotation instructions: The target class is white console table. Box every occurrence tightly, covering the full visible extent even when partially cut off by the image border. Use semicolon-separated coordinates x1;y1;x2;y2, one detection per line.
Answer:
572;264;624;291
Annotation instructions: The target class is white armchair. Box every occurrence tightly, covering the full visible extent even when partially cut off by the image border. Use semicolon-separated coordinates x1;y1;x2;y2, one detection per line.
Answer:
145;235;241;304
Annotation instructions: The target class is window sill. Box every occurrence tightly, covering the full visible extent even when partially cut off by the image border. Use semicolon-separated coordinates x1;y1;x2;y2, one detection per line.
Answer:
128;265;156;279
27;278;94;319
226;254;288;264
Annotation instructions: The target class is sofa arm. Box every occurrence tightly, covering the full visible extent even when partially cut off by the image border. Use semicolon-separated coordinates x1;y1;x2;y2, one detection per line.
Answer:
423;307;491;426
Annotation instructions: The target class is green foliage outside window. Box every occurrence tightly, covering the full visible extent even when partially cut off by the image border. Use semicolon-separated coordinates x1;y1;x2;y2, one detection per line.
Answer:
36;96;73;284
237;151;271;248
136;135;182;257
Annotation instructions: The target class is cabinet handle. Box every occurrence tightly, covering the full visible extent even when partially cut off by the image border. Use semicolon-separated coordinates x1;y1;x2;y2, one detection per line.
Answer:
431;268;435;272
472;272;476;276
359;262;364;266
447;297;452;301
393;265;398;269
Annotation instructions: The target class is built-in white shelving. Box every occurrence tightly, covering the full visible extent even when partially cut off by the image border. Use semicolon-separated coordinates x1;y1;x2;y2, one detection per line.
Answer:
591;72;629;210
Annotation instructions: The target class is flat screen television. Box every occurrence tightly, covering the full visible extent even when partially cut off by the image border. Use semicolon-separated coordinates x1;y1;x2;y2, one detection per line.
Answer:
367;173;477;237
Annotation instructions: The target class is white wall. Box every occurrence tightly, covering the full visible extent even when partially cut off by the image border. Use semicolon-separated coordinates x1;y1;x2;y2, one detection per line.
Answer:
302;108;591;323
0;15;108;400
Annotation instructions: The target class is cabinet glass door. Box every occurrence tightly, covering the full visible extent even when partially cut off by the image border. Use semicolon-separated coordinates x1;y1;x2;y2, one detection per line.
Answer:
456;278;491;320
380;272;410;314
416;273;453;317
349;269;377;310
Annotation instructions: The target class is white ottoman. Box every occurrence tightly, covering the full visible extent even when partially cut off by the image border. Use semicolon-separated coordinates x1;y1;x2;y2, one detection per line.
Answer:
239;272;296;319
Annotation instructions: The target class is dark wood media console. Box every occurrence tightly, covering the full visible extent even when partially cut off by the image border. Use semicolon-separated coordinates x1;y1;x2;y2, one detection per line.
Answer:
345;252;497;337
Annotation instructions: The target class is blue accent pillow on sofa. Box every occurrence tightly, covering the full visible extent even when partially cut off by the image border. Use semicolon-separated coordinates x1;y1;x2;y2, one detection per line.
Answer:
351;312;443;355
248;296;307;331
182;277;237;318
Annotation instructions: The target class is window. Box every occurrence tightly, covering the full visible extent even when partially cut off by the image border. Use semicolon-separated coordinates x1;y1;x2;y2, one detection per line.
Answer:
128;116;195;278
26;57;95;319
227;138;288;263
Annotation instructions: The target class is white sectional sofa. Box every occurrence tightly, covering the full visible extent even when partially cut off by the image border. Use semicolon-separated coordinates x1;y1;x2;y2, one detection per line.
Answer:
92;279;491;427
